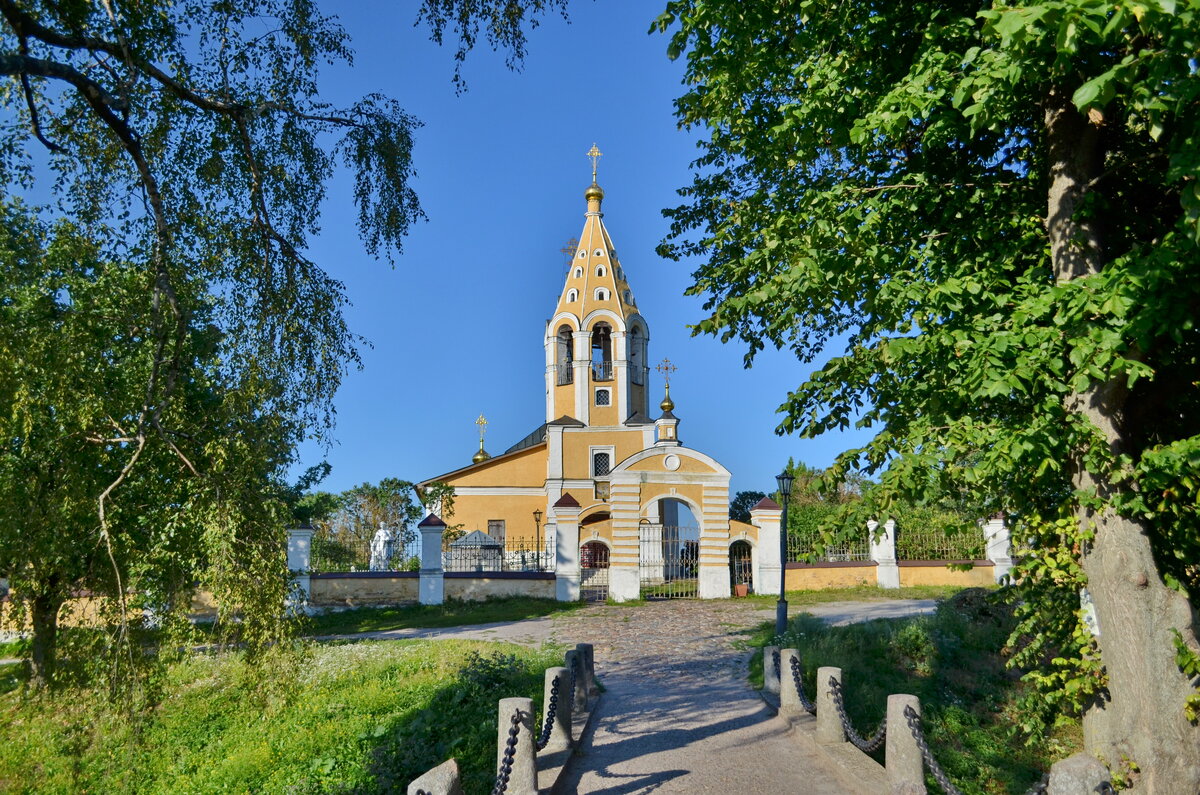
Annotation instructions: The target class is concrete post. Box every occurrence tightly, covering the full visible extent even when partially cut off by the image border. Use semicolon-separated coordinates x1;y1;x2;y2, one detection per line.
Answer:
418;513;446;606
750;500;783;597
496;697;537;795
577;642;598;697
816;666;845;744
542;666;573;751
763;645;781;695
886;694;927;795
870;519;900;589
983;514;1013;583
1047;752;1109;793
565;649;588;712
554;495;582;602
779;648;804;716
406;759;463;795
286;527;314;606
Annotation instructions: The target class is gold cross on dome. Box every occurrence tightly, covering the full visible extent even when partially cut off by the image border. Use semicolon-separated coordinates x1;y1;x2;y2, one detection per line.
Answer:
587;143;602;182
656;358;677;386
475;413;488;443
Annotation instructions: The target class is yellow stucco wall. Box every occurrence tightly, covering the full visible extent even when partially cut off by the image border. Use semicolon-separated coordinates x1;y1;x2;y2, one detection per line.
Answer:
728;520;759;543
553;380;575;419
310;576;418;607
899;564;995;587
785;565;876;590
444;445;546;488
590;396;619;427
626;455;714;474
561;428;645;479
445;576;555;601
450;495;549;543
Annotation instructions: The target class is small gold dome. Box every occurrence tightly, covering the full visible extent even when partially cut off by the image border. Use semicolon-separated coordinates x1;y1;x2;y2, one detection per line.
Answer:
473;447;491;464
584;182;605;202
660;383;675;412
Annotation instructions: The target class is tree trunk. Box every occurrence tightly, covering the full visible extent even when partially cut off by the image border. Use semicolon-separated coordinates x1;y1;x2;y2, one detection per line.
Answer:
29;591;62;688
1046;90;1200;790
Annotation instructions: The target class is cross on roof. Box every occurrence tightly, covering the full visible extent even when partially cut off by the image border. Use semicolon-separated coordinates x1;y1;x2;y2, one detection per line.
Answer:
656;357;677;386
560;237;579;267
587;143;602;182
475;413;488;443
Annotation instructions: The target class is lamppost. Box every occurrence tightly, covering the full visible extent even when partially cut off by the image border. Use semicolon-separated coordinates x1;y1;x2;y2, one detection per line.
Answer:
533;509;544;571
775;470;795;638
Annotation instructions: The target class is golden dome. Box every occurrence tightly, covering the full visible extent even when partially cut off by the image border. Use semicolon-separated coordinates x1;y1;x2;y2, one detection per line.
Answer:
584;182;605;202
660;383;675;412
472;447;491;464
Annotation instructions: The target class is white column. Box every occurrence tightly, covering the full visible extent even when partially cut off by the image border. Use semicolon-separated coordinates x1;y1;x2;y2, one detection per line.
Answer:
612;329;628;422
983;514;1013;583
870;518;900;589
554;501;582;601
573;331;590;423
750;501;783;596
418;513;446;605
286;527;314;606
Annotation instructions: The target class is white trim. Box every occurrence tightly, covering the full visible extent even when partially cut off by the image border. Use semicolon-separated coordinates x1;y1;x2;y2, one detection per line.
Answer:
548;312;581;331
581;308;625;330
609;445;731;477
593;385;612;407
589;445;616;478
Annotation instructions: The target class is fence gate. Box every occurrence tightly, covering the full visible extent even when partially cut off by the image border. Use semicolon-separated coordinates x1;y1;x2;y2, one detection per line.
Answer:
580;541;609;602
639;524;699;599
729;540;753;595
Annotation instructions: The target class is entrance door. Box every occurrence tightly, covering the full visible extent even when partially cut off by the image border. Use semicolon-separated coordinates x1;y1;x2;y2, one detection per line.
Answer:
639;523;700;599
580;541;609;602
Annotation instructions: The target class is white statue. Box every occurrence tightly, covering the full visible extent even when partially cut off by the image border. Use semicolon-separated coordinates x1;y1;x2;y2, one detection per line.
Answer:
369;523;395;571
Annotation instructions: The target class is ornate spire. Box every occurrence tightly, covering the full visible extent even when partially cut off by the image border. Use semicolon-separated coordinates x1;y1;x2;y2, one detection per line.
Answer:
584;143;604;205
472;413;491;464
657;358;677;412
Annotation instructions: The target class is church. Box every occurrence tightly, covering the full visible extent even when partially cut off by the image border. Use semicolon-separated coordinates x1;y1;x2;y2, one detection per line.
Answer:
417;148;761;600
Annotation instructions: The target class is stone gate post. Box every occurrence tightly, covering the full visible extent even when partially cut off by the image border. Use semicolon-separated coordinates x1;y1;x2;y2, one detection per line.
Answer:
418;513;446;606
870;518;900;589
749;498;783;598
286;526;314;606
983;514;1013;583
554;494;582;602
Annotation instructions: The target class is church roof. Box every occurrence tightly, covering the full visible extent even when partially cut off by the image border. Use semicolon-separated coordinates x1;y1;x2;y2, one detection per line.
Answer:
505;422;548;454
551;172;644;334
751;496;782;511
624;411;654;425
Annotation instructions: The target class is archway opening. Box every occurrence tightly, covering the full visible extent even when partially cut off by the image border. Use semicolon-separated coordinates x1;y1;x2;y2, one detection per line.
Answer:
591;322;613;381
639;497;700;599
556;324;573;385
729;540;753;595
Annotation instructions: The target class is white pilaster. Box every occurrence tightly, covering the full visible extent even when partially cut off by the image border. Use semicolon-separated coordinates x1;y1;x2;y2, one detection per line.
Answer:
983;515;1013;583
418;513;446;605
612;330;628;421
554;497;582;601
572;331;590;423
870;519;900;589
750;501;783;596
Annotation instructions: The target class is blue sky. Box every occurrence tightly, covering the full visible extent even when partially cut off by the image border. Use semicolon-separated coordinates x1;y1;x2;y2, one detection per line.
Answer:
293;0;874;496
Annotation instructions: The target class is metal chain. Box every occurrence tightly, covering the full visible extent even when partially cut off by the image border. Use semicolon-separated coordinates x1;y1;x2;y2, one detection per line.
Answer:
828;676;886;753
491;708;523;795
772;648;781;679
534;674;561;752
903;704;962;795
787;653;818;715
570;656;579;706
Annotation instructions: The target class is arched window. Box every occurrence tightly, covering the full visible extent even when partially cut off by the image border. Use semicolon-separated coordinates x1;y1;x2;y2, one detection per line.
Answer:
591;323;613;381
574;267;583;278
567;289;578;302
630;325;645;385
581;541;609;569
594;287;609;301
556;325;573;385
593;248;604;257
623;290;632;305
596;265;606;277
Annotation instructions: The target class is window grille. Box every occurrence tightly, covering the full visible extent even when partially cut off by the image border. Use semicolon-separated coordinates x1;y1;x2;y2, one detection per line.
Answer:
595;389;611;406
593;452;611;476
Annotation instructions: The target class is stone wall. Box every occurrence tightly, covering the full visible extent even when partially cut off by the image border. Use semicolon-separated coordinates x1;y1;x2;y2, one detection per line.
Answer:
898;561;995;587
784;563;877;591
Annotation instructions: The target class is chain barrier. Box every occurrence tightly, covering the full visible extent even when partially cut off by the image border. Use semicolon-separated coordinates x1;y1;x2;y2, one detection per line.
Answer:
827;676;886;753
534;674;561;752
491;707;523;795
903;704;962;795
786;654;819;715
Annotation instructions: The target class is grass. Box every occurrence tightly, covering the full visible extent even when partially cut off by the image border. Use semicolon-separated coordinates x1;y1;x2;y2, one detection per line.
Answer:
749;588;1079;793
745;583;971;607
0;639;561;794
304;596;585;637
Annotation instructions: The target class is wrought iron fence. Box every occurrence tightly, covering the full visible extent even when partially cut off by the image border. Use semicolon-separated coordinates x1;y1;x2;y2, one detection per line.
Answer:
896;524;984;561
443;538;555;573
591;360;613;381
310;531;421;573
556;363;573;385
787;529;871;563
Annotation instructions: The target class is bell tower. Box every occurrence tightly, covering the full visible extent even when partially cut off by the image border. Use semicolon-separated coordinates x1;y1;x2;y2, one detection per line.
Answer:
545;145;650;426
